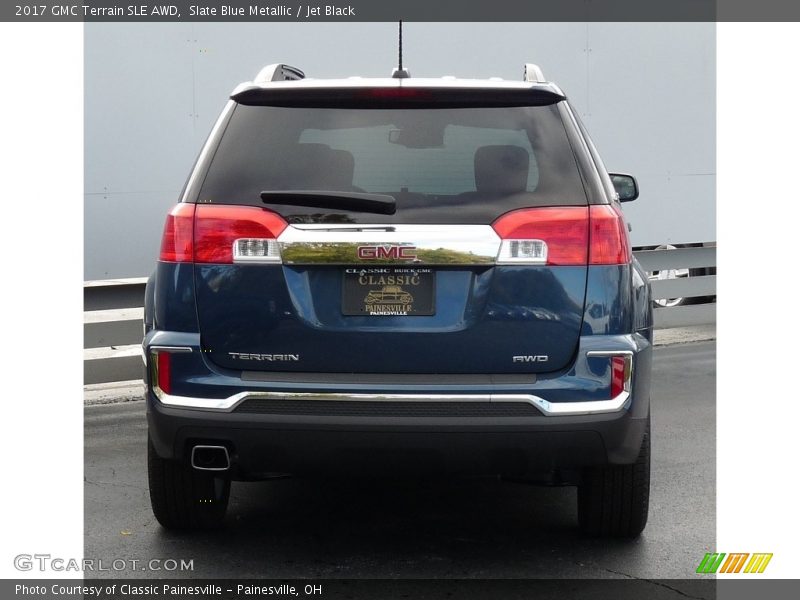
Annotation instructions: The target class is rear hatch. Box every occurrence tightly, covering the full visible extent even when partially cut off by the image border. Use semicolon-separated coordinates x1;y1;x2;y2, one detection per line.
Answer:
190;87;593;374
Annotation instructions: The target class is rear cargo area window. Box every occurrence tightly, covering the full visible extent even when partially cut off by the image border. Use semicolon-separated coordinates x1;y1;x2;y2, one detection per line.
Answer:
198;104;586;224
299;125;539;195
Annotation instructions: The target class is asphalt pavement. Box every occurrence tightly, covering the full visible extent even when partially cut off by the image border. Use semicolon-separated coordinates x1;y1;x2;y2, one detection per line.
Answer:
84;341;715;580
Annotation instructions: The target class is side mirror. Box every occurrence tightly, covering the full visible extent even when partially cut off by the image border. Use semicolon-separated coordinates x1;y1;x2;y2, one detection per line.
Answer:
609;173;639;202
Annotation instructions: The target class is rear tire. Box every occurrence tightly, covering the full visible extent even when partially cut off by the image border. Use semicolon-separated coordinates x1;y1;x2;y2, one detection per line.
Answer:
147;436;230;530
578;418;650;538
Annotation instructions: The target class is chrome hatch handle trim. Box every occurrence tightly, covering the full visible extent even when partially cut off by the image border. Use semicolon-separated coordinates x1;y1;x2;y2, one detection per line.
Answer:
276;224;501;266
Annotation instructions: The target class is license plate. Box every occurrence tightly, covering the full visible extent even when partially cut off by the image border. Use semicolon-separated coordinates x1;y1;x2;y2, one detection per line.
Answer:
342;268;435;316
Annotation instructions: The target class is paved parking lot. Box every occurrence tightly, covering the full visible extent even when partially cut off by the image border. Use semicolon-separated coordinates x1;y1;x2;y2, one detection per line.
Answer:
84;341;715;580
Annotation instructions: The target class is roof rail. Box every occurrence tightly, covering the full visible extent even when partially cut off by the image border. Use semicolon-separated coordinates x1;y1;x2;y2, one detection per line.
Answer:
523;63;545;83
254;63;305;84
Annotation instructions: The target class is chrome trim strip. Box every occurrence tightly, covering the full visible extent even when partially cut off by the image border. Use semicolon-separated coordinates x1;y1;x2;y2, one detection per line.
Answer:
146;346;193;372
276;224;501;265
585;350;634;404
153;389;630;417
585;350;634;358
150;346;193;353
529;391;630;416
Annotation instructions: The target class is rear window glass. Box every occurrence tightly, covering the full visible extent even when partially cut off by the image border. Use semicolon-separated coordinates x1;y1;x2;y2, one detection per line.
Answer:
198;104;586;224
299;125;539;195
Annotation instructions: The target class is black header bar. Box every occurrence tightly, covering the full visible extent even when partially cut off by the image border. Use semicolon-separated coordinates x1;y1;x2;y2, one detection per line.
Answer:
3;1;800;23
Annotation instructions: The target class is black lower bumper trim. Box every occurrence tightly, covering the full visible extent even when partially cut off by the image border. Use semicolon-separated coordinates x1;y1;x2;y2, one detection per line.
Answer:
233;398;542;417
147;393;648;479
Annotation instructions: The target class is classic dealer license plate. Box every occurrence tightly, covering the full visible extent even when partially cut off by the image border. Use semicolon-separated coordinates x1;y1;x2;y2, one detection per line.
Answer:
342;267;435;316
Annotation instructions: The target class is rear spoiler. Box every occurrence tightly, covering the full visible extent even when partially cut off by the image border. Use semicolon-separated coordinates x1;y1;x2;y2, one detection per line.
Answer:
231;85;566;108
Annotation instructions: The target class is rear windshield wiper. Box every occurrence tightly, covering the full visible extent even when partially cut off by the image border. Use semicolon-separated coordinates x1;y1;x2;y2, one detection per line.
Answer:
260;190;396;215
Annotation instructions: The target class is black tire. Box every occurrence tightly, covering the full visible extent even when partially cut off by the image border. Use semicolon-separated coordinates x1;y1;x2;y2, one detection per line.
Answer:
147;436;230;530
578;418;650;538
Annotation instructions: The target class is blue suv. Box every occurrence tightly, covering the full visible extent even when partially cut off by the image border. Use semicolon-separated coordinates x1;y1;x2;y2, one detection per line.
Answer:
144;63;652;537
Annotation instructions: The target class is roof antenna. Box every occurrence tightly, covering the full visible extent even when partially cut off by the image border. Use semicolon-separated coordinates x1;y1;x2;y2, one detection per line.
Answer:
391;21;411;78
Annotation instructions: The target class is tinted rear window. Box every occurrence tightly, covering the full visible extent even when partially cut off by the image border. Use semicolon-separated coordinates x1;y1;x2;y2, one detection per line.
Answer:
198;104;586;224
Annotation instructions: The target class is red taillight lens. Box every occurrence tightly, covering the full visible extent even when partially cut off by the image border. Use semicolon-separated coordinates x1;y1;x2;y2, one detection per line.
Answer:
491;205;631;267
610;356;626;398
589;204;631;265
492;206;589;265
157;352;171;395
158;203;288;264
194;205;287;264
159;203;195;262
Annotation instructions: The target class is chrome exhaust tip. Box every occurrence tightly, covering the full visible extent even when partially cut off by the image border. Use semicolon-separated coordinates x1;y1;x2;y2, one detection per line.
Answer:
191;445;230;471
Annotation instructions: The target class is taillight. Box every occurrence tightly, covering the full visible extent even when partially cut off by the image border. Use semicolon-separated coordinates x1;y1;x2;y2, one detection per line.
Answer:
589;204;631;265
194;205;287;264
492;207;589;265
159;203;195;262
156;352;171;395
158;204;288;264
491;205;631;266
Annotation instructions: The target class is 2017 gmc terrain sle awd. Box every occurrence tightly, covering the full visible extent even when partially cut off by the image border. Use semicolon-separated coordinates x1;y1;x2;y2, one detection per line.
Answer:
143;62;652;537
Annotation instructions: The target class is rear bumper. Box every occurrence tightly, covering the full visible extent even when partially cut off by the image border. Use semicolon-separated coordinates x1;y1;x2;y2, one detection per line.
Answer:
144;332;652;478
148;399;649;479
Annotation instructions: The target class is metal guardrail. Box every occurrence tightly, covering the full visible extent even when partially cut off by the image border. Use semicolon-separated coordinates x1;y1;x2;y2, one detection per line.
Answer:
84;278;147;386
635;245;716;329
83;246;716;385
